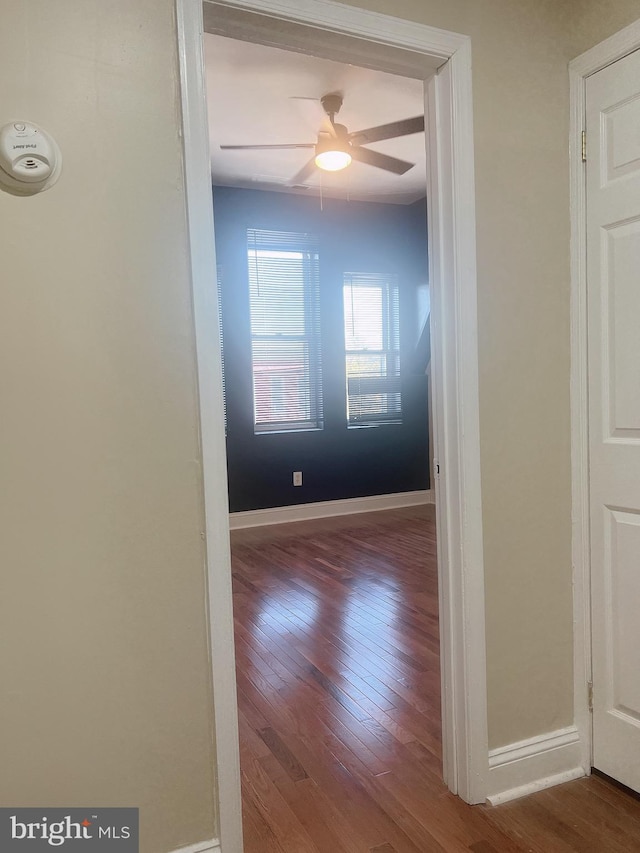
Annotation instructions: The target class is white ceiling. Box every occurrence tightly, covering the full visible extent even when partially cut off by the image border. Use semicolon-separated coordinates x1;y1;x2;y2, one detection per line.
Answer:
204;34;427;205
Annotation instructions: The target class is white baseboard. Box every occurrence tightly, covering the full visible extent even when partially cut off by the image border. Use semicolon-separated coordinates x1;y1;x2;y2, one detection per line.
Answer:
229;489;432;529
168;840;220;853
486;725;586;805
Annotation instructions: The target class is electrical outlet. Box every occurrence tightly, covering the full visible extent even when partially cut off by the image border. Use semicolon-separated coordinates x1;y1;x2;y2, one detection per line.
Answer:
293;471;303;486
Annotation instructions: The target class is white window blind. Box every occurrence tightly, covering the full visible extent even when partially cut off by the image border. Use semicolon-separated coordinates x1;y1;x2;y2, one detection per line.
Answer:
343;272;401;426
248;229;323;433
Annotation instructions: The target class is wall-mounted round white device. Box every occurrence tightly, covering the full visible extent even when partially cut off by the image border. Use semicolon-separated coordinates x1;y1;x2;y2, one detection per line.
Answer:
0;121;62;196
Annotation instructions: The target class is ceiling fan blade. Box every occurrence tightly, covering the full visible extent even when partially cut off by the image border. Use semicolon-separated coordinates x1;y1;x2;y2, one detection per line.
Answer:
349;115;425;145
350;146;414;175
220;143;315;150
288;157;317;186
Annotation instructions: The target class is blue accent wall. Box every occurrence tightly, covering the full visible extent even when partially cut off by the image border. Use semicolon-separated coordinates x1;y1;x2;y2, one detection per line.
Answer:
213;186;429;512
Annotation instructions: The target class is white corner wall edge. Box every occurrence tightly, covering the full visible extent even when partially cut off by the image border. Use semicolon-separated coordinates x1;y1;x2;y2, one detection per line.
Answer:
229;490;431;529
176;1;244;852
168;840;220;853
486;726;584;805
569;14;640;780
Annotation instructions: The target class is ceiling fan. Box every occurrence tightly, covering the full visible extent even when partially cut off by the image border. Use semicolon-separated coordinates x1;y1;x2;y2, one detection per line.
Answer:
219;93;424;185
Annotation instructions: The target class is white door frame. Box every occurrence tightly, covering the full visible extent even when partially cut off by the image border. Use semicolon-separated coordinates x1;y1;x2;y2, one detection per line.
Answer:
176;1;488;849
569;16;640;777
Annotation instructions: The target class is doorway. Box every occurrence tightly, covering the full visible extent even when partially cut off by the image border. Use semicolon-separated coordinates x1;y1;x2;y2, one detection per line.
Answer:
176;0;487;847
207;34;436;847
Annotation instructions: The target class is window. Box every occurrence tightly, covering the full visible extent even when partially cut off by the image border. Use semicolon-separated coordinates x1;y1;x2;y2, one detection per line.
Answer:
248;229;323;433
343;272;401;426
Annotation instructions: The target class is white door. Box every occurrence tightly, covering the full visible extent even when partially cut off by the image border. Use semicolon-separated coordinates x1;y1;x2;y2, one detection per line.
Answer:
587;46;640;792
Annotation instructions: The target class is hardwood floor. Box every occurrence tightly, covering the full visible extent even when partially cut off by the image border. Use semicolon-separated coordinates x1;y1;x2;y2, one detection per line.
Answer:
231;505;640;852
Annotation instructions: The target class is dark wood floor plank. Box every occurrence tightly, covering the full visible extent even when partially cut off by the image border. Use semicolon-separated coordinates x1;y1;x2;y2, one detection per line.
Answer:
232;505;640;853
258;726;309;783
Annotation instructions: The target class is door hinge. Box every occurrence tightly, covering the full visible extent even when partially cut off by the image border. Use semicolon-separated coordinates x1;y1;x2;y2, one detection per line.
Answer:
581;130;587;163
588;680;593;712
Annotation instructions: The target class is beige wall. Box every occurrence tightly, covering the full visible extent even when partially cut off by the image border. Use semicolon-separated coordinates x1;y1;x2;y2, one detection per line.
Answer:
569;0;640;55
0;2;216;851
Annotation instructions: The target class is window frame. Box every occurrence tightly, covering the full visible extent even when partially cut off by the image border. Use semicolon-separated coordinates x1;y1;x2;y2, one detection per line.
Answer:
247;228;323;435
343;272;402;428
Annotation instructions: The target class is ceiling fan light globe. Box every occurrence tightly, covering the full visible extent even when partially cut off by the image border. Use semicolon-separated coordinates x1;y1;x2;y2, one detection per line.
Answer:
314;149;352;171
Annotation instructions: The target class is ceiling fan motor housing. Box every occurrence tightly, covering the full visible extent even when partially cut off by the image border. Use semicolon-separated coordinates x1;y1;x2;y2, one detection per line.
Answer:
321;93;343;118
315;124;349;155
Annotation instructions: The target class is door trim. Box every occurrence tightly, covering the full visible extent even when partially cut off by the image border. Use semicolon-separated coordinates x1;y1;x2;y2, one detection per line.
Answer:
569;15;640;778
177;1;488;848
176;4;244;852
